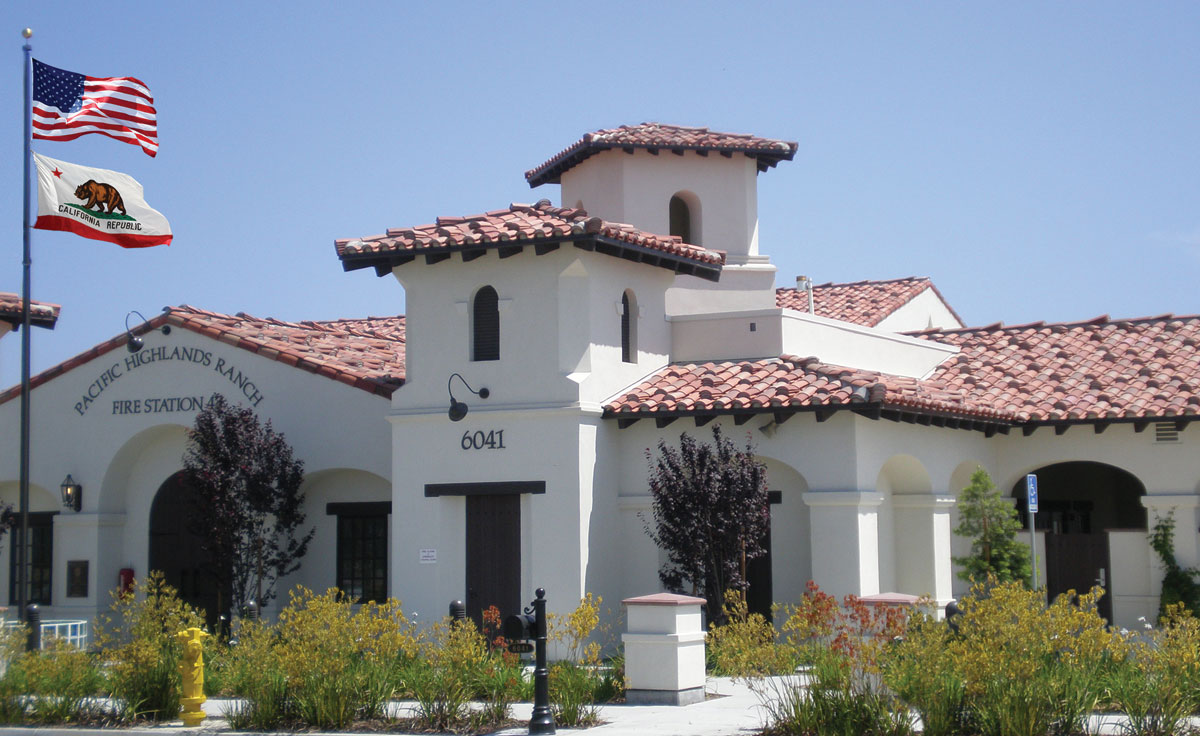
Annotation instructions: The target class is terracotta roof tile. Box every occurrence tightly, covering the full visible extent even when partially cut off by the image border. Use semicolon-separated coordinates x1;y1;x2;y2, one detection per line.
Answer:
603;355;1012;426
776;277;963;327
605;314;1200;431
525;123;798;186
919;314;1200;424
0;292;60;330
337;200;724;281
0;307;405;406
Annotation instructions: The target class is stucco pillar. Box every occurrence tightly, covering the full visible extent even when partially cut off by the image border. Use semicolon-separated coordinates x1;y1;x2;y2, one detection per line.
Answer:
891;495;956;606
802;491;883;598
1142;494;1200;570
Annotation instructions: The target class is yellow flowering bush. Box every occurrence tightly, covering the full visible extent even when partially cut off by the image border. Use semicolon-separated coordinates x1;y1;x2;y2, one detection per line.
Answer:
95;571;205;722
707;590;795;677
1105;604;1200;736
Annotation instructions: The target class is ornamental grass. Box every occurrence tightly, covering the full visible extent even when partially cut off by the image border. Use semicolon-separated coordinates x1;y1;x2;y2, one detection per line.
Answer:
752;578;1200;736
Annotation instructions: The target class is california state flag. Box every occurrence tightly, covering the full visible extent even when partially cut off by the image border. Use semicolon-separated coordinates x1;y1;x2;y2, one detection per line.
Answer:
34;152;172;248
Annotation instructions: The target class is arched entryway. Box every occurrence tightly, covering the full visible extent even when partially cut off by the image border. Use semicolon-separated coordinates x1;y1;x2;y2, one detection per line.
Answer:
148;471;229;628
1011;461;1146;623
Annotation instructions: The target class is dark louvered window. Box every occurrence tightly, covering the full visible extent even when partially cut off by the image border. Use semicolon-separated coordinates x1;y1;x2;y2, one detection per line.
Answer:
473;286;500;361
621;291;637;363
669;195;692;244
8;512;53;606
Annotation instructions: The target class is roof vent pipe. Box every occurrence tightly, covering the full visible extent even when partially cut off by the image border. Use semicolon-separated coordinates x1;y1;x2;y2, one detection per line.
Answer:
796;275;814;314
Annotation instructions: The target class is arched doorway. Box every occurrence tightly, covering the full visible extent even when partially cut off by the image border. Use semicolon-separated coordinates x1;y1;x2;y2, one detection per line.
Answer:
148;471;228;628
1011;461;1146;623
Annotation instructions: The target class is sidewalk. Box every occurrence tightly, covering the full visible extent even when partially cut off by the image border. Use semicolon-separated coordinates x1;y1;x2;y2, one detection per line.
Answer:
0;677;767;736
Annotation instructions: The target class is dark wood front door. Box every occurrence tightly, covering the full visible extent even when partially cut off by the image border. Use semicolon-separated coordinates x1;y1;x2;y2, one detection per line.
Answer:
149;472;228;629
1045;533;1112;623
466;494;521;628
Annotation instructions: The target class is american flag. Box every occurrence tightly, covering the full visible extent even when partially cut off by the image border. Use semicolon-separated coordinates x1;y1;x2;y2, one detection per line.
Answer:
32;59;158;157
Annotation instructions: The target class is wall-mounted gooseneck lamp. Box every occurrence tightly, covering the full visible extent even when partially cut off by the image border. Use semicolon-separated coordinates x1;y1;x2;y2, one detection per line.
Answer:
447;373;489;422
60;474;82;512
125;310;171;353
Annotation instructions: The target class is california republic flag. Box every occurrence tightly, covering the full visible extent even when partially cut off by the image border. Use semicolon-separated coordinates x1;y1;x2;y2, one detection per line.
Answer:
33;152;172;248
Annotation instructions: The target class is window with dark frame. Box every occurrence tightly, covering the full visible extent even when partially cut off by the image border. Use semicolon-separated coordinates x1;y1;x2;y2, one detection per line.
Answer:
621;290;637;363
472;285;500;361
328;502;390;604
7;512;54;606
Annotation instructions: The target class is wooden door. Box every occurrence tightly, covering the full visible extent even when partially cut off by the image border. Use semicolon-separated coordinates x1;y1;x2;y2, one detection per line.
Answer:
149;472;228;630
1045;533;1112;623
466;494;521;628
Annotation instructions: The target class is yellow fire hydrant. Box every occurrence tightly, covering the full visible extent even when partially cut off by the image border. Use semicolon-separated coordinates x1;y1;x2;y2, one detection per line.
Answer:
176;627;210;727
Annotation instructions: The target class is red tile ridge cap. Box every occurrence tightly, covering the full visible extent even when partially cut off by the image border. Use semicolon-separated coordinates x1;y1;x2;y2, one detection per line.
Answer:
910;312;1197;337
525;122;798;187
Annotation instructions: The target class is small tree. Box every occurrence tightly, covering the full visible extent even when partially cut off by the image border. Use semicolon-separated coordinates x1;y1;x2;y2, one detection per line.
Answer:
183;394;314;620
643;425;770;625
952;467;1032;585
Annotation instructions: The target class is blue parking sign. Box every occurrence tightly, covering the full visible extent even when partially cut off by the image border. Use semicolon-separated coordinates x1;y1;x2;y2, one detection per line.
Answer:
1026;474;1039;513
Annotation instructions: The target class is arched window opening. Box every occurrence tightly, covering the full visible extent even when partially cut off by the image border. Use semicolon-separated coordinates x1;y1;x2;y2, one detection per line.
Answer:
669;195;692;244
472;286;499;361
621;290;638;363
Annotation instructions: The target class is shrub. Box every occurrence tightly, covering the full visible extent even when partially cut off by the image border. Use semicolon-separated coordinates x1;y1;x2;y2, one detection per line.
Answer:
0;639;106;725
882;612;966;736
271;588;413;729
1105;604;1200;736
547;593;613;726
95;571;205;722
761;646;912;736
403;618;487;731
1149;512;1200;619
707;590;795;677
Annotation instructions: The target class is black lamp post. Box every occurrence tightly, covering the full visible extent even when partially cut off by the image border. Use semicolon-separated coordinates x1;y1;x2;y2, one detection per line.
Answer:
60;474;82;512
447;373;489;422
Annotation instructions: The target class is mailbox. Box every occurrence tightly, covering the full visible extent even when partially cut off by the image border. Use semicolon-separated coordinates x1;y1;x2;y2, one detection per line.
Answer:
504;612;536;641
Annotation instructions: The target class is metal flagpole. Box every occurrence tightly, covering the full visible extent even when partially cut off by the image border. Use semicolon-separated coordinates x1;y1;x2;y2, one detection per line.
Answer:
18;28;34;622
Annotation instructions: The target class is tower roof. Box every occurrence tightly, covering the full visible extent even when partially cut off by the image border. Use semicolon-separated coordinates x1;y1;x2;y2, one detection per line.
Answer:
525;123;798;187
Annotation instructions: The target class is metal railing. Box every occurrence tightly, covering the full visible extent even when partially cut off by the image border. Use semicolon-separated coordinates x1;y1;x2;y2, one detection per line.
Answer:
3;619;90;650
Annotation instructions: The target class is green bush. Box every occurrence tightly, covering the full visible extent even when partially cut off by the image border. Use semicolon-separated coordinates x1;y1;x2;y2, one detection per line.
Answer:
1104;604;1200;736
402;618;485;731
708;590;796;677
0;639;106;725
95;571;205;722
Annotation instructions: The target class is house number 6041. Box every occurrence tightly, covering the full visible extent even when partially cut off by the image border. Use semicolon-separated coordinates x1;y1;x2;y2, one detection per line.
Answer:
461;429;506;450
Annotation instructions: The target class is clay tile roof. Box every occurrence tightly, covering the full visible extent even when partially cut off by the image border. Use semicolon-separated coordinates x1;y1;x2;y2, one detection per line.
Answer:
917;314;1200;425
603;356;1012;426
336;199;724;281
0;306;406;406
776;277;963;327
525;123;799;187
0;292;60;330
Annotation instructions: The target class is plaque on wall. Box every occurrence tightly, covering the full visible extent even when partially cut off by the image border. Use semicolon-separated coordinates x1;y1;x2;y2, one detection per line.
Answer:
66;560;88;598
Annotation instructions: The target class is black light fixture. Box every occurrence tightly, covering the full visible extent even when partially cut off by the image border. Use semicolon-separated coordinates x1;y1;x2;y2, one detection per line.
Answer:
448;373;489;422
60;474;81;512
125;310;171;353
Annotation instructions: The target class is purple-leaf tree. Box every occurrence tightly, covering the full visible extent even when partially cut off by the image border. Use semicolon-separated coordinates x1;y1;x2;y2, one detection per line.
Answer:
643;425;770;626
183;394;314;621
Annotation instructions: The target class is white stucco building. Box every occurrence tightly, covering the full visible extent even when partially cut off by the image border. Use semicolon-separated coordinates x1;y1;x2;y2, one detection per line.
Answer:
2;123;1196;631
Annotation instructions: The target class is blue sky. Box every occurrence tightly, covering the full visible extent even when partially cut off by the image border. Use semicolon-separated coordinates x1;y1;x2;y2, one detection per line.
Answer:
2;1;1198;388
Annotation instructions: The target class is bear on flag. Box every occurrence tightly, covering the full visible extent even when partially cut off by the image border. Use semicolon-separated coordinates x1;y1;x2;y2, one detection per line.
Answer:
33;152;172;248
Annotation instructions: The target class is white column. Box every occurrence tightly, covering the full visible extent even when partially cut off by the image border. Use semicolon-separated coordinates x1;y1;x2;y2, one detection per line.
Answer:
1142;494;1200;569
802;491;883;598
622;593;707;706
891;495;956;606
